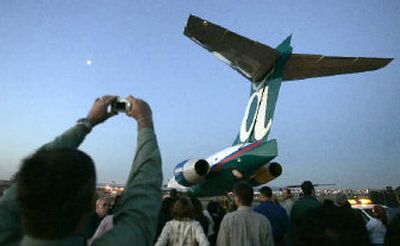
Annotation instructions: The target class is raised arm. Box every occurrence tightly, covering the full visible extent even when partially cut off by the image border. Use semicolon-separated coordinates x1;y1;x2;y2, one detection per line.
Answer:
0;95;117;245
39;95;117;151
93;96;163;246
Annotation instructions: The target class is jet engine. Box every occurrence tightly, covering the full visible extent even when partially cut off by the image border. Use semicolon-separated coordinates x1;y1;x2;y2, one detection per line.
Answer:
174;159;210;187
250;162;282;185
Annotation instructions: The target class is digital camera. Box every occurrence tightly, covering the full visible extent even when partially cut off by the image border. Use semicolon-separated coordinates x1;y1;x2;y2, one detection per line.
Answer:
112;98;131;113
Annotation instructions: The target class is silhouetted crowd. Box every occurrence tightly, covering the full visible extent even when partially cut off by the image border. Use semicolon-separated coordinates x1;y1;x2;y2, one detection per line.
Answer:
150;181;400;246
24;180;399;246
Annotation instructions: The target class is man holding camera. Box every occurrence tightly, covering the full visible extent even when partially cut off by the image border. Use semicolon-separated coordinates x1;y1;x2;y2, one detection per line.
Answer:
0;95;162;246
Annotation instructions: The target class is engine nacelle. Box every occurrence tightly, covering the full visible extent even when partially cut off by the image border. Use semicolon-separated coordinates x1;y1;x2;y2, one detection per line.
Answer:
250;162;282;186
174;159;210;187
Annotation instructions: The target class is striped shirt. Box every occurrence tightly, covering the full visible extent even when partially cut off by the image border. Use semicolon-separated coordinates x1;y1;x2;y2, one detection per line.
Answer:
155;219;209;246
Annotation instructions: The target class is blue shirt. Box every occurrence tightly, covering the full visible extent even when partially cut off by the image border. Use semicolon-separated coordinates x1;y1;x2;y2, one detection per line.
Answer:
254;201;290;238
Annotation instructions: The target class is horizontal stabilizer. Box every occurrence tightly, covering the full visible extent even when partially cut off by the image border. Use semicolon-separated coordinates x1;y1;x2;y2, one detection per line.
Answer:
184;15;280;82
283;54;393;81
184;15;393;83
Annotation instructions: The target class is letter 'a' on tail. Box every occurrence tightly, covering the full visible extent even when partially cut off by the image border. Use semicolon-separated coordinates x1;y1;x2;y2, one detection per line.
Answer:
184;15;393;145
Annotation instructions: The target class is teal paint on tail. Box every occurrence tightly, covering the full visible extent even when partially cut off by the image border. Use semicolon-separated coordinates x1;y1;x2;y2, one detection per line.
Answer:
233;35;293;145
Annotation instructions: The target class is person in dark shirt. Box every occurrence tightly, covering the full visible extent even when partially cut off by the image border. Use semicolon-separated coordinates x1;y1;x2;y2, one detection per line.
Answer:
154;197;174;242
254;186;290;246
206;201;225;245
191;198;209;235
291;181;320;226
385;211;400;246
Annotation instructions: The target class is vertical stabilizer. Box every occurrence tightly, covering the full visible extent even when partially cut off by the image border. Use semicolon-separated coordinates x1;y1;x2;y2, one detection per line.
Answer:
233;36;293;145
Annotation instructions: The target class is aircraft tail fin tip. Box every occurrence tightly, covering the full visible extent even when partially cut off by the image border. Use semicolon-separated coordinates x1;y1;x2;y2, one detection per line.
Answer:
276;34;293;54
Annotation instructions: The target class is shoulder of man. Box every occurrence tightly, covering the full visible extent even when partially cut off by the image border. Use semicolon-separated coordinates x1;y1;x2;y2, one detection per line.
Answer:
275;203;287;213
220;211;237;222
254;203;263;212
252;210;269;221
310;197;321;206
254;211;272;228
292;199;303;207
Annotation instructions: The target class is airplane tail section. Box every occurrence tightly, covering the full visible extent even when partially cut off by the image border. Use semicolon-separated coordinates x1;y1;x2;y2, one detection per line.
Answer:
183;15;393;145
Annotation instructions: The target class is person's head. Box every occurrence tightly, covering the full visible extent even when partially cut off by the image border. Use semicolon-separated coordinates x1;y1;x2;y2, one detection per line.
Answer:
207;201;219;214
232;181;254;207
259;186;273;201
372;205;388;226
96;198;109;218
227;201;238;212
282;188;292;199
17;149;96;240
160;197;174;215
111;192;123;211
169;188;178;201
293;206;369;246
301;180;315;196
271;194;278;203
172;197;193;220
190;198;204;218
335;193;351;208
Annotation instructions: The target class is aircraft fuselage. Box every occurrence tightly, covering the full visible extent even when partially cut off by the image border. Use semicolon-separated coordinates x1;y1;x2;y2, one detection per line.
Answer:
170;139;278;197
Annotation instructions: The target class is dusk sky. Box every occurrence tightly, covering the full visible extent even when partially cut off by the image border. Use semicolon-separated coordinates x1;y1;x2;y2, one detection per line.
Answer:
1;1;399;189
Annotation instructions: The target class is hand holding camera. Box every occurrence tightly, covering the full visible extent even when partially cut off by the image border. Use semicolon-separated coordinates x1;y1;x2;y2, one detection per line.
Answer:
86;96;118;126
86;95;153;129
126;95;153;129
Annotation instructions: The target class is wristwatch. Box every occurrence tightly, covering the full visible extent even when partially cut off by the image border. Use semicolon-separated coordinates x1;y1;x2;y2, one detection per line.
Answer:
76;118;93;132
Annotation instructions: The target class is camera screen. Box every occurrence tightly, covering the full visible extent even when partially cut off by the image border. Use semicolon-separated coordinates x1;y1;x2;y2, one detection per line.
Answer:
115;102;126;110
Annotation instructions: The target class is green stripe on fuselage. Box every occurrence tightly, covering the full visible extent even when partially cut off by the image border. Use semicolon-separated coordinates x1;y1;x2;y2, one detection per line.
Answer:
188;139;277;197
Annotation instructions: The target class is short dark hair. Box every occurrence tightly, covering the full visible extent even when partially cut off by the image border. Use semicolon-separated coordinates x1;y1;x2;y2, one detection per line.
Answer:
17;149;96;239
259;186;273;198
169;188;178;201
301;181;314;196
373;205;388;226
160;197;174;214
190;197;204;218
172;197;193;220
233;181;254;206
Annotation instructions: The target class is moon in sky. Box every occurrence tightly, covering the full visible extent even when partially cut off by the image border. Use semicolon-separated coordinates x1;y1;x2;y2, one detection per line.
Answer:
86;60;92;66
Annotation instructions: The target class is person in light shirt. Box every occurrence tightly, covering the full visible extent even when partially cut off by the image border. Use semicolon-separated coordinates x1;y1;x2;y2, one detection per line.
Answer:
280;188;294;217
155;197;209;246
366;205;387;246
